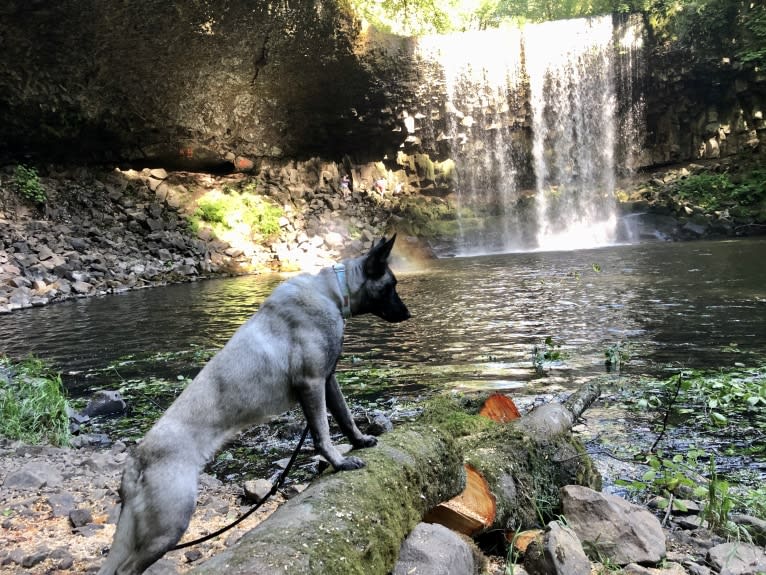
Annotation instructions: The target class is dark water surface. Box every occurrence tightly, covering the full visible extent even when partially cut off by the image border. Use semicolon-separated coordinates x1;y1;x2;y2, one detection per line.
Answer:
1;238;765;398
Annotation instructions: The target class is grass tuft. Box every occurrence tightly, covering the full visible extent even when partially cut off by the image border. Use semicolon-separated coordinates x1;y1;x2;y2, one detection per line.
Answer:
0;356;71;446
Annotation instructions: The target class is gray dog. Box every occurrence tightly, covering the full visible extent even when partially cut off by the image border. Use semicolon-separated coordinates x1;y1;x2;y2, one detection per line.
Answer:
98;236;410;575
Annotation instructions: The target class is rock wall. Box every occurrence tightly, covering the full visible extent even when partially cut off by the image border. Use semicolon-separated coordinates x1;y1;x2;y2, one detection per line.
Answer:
0;0;766;180
0;1;404;167
1;3;764;173
643;51;766;166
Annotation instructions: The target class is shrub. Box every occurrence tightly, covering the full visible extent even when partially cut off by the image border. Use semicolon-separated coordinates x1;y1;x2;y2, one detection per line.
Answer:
193;185;283;241
196;194;228;224
0;356;71;446
673;169;766;211
673;173;733;210
12;165;47;204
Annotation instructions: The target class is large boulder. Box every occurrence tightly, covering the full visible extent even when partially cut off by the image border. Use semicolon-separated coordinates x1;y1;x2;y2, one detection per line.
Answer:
560;485;666;565
393;522;475;575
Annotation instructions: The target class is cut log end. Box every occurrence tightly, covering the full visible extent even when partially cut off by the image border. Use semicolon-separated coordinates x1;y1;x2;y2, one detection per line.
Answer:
479;393;521;423
507;528;544;553
424;464;496;536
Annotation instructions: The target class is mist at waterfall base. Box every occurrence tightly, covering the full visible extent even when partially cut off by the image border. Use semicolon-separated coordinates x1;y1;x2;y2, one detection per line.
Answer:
418;15;645;256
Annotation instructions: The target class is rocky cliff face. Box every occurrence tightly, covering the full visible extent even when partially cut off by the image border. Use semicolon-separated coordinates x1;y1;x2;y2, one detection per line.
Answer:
2;3;763;176
0;1;407;167
0;157;439;313
643;49;766;165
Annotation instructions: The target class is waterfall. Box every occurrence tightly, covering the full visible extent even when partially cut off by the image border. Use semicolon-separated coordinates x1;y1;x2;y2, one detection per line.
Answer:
415;15;645;255
417;28;527;255
527;16;617;251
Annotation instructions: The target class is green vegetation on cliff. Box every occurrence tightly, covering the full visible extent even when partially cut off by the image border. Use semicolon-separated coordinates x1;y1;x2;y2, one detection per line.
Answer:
349;0;766;68
190;182;284;242
12;164;46;204
672;168;766;217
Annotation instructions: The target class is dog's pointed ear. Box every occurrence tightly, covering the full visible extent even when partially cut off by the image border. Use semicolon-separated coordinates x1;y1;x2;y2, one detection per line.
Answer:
364;235;397;278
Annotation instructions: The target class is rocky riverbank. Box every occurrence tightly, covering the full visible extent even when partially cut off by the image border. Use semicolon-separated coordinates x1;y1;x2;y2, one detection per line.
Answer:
0;159;436;315
1;399;765;575
2;156;765;316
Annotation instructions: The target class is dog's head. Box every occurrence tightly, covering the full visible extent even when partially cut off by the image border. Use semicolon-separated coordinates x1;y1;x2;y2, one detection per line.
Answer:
354;235;411;323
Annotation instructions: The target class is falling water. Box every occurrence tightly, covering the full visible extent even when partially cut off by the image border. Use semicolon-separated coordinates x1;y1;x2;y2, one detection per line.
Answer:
615;13;648;176
417;28;527;254
527;16;618;251
415;15;645;255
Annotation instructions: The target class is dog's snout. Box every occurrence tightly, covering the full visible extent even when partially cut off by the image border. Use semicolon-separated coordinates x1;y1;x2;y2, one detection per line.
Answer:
389;301;410;323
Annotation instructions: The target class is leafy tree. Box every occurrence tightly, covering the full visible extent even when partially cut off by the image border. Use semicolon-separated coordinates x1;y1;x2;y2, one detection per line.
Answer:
346;0;765;69
739;1;766;66
348;0;453;34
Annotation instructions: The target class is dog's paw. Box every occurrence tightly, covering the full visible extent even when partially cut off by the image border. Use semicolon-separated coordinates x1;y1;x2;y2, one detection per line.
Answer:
335;456;366;471
353;434;378;449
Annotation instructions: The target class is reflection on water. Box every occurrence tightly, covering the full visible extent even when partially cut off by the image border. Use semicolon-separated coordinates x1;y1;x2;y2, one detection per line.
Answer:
1;238;765;397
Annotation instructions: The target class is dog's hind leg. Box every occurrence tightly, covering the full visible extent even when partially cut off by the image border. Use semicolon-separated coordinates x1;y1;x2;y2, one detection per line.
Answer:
99;452;198;575
325;374;377;449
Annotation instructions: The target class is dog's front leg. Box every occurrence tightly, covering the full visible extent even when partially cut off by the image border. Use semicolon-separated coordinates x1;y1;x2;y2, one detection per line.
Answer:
326;373;377;449
296;378;366;471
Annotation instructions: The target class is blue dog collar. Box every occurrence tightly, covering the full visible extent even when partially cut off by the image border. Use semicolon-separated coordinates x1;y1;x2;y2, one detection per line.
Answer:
332;264;352;320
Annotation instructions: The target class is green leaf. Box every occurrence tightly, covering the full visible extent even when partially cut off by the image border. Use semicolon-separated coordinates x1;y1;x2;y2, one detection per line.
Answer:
710;412;728;425
693;486;708;499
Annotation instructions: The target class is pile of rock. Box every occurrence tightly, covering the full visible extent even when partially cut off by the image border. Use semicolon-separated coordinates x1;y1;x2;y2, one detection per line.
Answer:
0;161;412;314
4;441;764;575
0;167;228;313
617;160;766;243
395;485;766;575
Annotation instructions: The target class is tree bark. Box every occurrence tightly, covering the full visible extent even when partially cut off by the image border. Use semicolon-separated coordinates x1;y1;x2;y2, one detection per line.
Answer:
190;385;601;575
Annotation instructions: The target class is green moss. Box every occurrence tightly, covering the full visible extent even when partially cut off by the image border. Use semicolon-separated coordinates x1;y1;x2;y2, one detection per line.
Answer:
300;430;463;573
435;158;457;185
394;195;460;238
419;393;493;437
193;425;464;574
414;153;436;181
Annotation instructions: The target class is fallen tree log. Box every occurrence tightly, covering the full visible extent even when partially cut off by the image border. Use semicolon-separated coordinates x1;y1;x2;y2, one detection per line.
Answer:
190;385;602;575
426;383;602;535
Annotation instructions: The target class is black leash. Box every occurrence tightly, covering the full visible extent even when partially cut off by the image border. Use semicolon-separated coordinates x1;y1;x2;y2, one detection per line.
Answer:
172;424;310;551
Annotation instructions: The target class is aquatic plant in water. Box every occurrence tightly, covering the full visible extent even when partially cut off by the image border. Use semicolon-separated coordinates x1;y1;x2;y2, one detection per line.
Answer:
532;336;566;373
616;364;766;538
